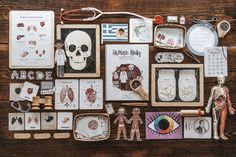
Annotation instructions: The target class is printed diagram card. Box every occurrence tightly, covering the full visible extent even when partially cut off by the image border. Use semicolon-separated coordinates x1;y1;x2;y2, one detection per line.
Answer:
9;113;24;131
129;18;153;43
9;11;54;69
9;83;24;101
57;112;73;130
20;81;39;102
184;117;212;139
80;79;103;109
55;79;79;110
25;112;40;130
105;44;149;101
146;112;182;139
41;112;57;130
101;23;128;44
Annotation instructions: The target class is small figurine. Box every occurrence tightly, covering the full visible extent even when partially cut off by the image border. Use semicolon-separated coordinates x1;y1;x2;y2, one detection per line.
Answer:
205;75;235;140
55;39;67;77
128;107;143;141
113;107;128;140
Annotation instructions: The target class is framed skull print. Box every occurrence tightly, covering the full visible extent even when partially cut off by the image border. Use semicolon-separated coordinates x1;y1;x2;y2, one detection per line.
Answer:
151;64;204;107
57;24;100;77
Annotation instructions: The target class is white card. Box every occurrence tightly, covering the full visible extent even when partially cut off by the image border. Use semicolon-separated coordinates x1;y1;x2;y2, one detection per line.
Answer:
129;18;153;43
41;112;57;130
184;117;212;139
80;79;103;110
57;112;73;130
105;44;149;101
204;47;228;77
8;113;24;131
55;79;79;110
25;112;40;130
9;83;24;101
20;81;39;101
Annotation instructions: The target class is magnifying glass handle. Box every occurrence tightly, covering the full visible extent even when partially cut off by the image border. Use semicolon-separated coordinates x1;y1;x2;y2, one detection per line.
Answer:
135;87;149;100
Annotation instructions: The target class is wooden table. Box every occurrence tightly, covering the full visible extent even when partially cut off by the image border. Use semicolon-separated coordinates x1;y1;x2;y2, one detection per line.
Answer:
0;0;236;156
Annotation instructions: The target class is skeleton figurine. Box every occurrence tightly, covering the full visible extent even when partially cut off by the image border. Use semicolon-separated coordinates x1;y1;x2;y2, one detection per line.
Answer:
128;107;143;141
113;107;128;140
205;75;235;140
64;30;92;70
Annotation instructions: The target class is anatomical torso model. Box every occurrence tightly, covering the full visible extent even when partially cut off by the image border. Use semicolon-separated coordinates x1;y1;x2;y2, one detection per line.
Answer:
205;75;235;140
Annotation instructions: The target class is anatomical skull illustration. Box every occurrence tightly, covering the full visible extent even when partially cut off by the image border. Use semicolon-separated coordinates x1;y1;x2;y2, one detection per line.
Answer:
65;30;92;70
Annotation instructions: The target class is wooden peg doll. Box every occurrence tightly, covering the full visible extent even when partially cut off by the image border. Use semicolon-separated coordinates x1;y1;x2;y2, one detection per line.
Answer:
128;107;143;141
55;39;67;77
113;107;128;140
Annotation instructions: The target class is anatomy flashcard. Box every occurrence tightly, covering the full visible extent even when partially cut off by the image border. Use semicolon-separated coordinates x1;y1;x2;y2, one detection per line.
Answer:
57;112;73;130
80;79;103;110
9;83;24;101
41;112;57;130
25;112;40;130
20;81;39;102
55;79;79;110
8;113;24;131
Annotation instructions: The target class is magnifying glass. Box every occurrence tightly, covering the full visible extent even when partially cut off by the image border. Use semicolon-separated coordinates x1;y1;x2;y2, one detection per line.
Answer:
129;76;148;100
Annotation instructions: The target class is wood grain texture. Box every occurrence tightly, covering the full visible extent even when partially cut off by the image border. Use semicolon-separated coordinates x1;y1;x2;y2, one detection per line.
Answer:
1;0;236;156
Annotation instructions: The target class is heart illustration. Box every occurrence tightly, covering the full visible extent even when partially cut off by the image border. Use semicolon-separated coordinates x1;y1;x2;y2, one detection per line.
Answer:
40;21;45;27
15;87;21;95
27;88;33;94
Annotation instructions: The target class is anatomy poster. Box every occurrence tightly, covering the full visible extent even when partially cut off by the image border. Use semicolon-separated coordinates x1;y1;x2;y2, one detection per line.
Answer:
55;79;79;110
146;112;182;139
80;79;103;110
9;11;54;69
105;44;149;101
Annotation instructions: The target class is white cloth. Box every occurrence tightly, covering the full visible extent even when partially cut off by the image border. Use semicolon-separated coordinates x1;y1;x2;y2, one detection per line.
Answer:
55;49;66;66
119;71;128;83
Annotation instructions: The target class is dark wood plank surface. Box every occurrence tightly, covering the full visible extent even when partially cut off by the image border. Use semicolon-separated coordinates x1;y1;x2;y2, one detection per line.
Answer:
1;0;236;156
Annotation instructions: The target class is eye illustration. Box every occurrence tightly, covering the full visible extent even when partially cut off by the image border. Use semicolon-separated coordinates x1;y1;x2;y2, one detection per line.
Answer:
148;114;180;134
146;112;182;139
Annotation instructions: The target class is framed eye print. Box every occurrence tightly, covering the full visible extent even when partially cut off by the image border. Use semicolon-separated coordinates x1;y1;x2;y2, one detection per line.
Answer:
79;79;103;110
9;11;54;69
146;112;182;139
55;79;79;110
184;117;212;139
151;64;204;107
57;24;100;77
105;44;149;101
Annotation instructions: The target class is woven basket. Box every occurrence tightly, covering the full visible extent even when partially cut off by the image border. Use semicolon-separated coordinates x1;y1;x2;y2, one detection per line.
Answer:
73;113;110;141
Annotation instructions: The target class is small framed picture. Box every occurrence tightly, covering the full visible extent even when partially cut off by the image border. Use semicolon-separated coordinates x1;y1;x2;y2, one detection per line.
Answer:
129;18;153;43
55;79;79;110
79;79;103;110
57;24;100;77
151;64;204;107
184;117;212;139
9;11;54;69
101;23;128;44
